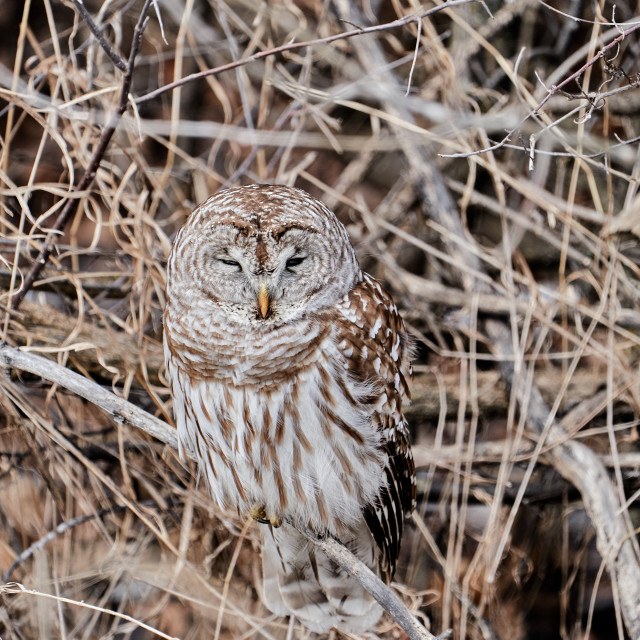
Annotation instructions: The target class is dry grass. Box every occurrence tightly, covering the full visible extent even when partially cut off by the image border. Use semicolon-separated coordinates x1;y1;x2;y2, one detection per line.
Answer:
1;0;639;638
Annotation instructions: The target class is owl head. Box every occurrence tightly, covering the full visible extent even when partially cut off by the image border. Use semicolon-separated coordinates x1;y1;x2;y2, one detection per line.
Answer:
166;185;361;328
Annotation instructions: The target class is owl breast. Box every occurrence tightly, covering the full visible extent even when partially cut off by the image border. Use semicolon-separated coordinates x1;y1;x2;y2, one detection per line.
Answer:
165;324;386;533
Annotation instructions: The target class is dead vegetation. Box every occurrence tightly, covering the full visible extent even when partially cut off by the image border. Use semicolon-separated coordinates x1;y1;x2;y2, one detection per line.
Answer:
0;0;639;638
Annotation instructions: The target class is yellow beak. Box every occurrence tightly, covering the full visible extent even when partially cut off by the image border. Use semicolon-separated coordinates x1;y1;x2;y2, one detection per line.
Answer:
258;282;270;318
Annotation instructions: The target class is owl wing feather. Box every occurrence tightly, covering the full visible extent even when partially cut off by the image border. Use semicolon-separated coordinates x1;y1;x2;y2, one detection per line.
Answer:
334;273;416;581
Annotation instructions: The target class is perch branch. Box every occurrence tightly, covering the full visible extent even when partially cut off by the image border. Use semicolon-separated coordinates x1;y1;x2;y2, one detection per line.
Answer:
9;0;152;310
0;343;176;449
295;526;445;640
0;343;434;638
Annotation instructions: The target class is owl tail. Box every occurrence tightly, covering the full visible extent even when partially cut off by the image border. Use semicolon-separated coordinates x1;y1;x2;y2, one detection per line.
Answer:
261;522;383;634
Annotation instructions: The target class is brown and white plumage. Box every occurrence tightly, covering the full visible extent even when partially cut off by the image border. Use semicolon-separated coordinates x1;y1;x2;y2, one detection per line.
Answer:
163;185;415;634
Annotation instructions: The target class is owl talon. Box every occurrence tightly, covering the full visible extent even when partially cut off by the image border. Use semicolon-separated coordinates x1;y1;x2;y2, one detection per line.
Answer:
249;505;281;527
250;505;268;523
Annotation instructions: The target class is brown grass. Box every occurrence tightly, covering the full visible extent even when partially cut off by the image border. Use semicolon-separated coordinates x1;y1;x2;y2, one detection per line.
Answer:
1;1;639;638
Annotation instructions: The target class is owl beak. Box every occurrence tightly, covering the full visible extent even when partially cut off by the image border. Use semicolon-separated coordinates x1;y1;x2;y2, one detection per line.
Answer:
258;281;271;318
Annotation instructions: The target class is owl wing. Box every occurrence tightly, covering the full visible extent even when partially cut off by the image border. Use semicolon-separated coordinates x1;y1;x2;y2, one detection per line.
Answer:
334;273;416;581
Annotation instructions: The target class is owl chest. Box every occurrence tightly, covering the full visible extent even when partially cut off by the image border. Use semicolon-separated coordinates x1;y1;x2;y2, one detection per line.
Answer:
171;360;386;532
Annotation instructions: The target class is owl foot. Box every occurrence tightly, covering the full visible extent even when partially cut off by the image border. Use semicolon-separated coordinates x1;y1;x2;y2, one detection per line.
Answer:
250;504;267;522
250;505;280;527
269;515;281;527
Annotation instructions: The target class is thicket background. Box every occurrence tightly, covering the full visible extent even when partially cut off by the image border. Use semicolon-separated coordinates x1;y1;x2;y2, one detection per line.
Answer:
0;0;639;638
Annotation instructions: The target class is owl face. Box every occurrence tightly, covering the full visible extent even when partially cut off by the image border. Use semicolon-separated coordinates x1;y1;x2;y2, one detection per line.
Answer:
167;186;361;329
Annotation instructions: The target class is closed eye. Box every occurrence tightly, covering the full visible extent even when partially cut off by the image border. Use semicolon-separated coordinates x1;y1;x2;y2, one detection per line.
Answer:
219;258;241;268
285;256;306;270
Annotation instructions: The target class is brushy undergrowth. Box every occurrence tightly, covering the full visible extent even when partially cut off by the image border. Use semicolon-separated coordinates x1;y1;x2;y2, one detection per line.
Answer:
0;1;639;638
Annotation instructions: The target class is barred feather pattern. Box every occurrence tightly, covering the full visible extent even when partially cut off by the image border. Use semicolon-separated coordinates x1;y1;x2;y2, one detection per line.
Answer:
163;185;415;634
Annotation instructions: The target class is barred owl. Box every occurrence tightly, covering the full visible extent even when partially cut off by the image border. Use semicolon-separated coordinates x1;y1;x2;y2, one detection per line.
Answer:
164;185;415;635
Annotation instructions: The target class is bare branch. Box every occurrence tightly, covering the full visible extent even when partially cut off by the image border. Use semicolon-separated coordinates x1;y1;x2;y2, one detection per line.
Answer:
2;503;141;582
296;526;447;640
0;343;176;449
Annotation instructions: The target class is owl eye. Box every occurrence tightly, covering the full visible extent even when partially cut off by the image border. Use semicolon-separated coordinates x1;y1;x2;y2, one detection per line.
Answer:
219;257;241;269
285;256;306;270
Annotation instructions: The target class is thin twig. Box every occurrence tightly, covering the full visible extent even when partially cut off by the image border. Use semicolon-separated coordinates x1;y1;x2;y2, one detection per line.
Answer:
68;0;128;72
534;22;640;113
0;583;179;640
405;18;422;96
134;0;480;106
9;0;153;310
2;503;151;582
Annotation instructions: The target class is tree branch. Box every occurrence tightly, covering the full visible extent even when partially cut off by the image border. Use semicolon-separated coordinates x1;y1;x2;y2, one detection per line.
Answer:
0;343;176;449
295;525;446;640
